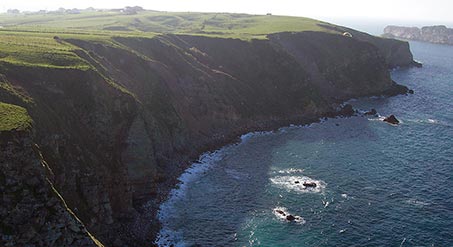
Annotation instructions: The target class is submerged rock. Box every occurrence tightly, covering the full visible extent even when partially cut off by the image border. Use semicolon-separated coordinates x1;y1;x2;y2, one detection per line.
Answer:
303;182;317;188
364;108;378;116
383;115;400;125
286;215;296;221
275;210;286;216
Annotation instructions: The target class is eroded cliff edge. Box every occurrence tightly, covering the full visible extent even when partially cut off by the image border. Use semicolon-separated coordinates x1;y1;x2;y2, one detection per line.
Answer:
0;30;416;246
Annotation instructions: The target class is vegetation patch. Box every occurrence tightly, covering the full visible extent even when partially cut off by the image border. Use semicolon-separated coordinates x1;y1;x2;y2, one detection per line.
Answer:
0;102;32;132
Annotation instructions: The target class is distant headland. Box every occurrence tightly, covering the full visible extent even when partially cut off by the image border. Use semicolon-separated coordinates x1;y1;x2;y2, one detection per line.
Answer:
383;25;453;45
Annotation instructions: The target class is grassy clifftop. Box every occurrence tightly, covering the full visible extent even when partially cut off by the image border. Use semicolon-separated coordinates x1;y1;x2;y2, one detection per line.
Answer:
0;11;331;39
0;10;336;69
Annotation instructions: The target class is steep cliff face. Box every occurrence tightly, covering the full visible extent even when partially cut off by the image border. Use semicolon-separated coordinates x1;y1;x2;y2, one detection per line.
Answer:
268;31;393;99
0;31;416;246
319;24;419;68
0;65;139;245
0;126;102;246
384;25;453;46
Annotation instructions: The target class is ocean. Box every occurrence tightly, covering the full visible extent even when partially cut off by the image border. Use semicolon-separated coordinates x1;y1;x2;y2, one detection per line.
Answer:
156;40;453;246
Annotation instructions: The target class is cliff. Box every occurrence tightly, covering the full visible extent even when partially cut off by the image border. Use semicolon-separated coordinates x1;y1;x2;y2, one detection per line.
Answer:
0;109;102;246
384;25;453;46
318;24;419;68
0;14;418;246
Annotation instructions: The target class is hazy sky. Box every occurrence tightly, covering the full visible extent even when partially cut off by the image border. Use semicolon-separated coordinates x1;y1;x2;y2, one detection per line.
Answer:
1;0;452;23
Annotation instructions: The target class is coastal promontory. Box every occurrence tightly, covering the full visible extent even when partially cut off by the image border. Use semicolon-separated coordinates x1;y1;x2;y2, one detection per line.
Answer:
383;25;453;45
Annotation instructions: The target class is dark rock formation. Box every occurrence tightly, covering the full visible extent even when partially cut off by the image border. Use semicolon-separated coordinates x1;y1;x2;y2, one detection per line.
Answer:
383;115;400;125
338;104;355;117
303;182;317;188
286;215;296;221
0;30;416;246
381;81;411;96
0;129;102;247
365;109;378;116
275;210;286;216
384;25;453;46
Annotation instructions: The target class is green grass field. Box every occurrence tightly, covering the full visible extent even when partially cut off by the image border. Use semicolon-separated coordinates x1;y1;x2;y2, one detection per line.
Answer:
0;10;335;67
0;11;330;37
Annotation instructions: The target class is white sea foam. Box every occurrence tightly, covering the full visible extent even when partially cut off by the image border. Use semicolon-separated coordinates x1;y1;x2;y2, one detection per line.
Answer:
156;121;324;245
240;130;273;143
156;128;280;246
270;175;326;194
240;132;256;142
155;150;226;246
405;198;430;207
272;168;305;174
273;207;306;224
404;118;452;127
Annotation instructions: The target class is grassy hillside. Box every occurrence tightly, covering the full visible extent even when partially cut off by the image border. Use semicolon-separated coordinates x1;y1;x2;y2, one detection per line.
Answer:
0;10;338;70
0;10;331;39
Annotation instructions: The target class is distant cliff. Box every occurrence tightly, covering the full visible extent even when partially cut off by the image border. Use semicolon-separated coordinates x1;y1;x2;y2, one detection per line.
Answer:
384;25;453;45
1;28;417;246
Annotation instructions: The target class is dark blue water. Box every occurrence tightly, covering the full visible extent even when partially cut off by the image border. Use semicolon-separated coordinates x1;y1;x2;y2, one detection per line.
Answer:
157;41;453;246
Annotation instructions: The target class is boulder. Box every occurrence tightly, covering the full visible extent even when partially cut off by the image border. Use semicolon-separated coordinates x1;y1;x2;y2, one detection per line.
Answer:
339;104;355;117
383;115;400;125
364;108;378;116
303;182;317;188
286;215;296;221
294;181;300;184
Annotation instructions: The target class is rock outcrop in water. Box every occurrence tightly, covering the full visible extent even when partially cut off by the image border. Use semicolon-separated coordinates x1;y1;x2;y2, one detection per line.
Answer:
303;181;317;188
383;25;453;46
365;109;378;116
0;29;417;246
383;115;400;125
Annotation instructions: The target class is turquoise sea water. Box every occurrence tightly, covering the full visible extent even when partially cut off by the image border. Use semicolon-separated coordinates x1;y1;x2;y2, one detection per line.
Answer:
156;41;453;246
